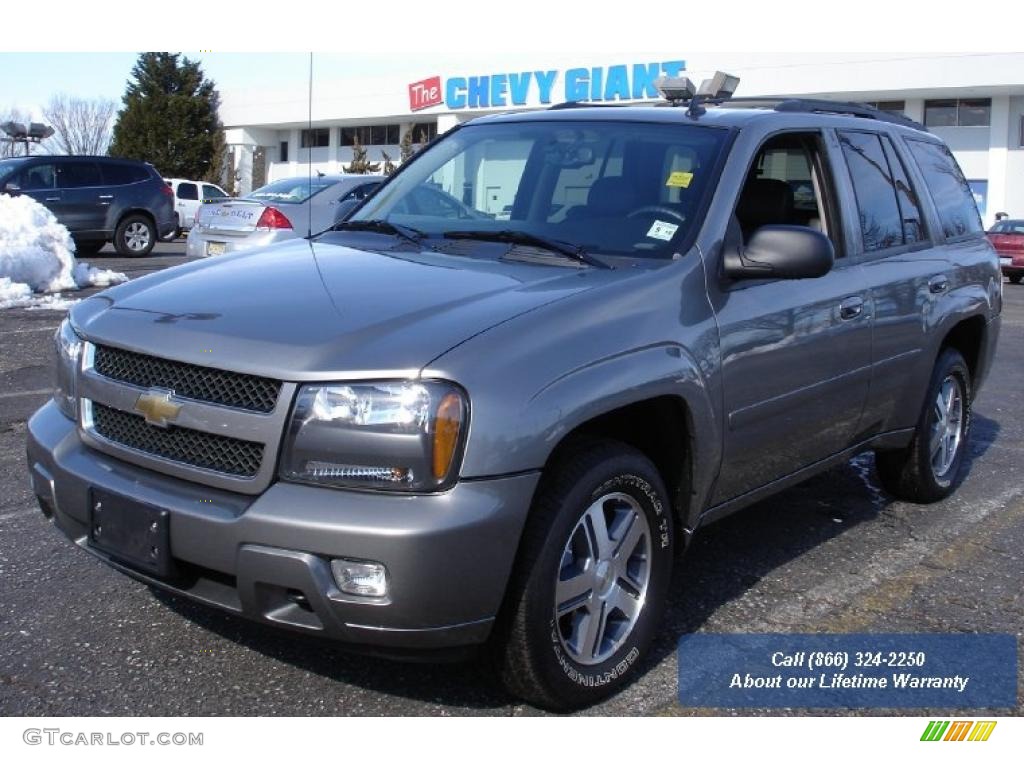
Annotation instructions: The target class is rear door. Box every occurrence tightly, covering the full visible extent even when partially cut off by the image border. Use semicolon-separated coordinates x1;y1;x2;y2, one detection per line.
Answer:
55;160;106;234
708;130;873;505
834;129;947;436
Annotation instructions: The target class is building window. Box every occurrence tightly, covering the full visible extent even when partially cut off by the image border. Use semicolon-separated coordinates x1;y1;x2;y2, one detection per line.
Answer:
300;128;329;148
924;98;991;127
410;122;438;143
279;141;288;163
865;100;906;116
340;125;400;146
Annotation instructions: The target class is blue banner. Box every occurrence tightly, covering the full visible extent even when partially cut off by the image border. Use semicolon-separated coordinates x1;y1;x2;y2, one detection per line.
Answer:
677;633;1017;709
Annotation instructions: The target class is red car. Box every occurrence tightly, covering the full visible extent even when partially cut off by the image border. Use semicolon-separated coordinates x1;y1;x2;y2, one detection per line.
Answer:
987;219;1024;284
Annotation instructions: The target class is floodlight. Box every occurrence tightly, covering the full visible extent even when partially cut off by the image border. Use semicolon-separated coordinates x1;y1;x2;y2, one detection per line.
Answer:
655;77;696;104
28;123;54;140
1;121;27;139
697;71;741;100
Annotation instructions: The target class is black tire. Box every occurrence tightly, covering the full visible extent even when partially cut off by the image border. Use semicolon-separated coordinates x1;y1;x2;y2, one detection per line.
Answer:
114;214;156;257
875;348;972;503
73;240;105;258
1009;275;1022;284
494;439;675;711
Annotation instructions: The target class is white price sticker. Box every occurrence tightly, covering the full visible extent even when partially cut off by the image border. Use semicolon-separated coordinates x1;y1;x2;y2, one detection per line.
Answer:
647;220;679;241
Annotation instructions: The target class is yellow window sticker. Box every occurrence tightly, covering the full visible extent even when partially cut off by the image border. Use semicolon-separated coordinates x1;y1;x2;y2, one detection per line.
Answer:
666;171;694;188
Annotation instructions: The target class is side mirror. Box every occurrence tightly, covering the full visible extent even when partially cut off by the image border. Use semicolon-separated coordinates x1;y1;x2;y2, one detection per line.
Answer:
724;225;834;280
3;181;20;195
333;198;361;223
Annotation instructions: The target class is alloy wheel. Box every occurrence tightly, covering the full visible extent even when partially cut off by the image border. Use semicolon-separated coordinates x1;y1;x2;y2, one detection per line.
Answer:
930;374;963;478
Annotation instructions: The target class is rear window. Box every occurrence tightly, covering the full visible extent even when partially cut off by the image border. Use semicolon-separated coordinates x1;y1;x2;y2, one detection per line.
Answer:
101;162;150;185
177;182;198;200
249;177;343;204
906;139;982;239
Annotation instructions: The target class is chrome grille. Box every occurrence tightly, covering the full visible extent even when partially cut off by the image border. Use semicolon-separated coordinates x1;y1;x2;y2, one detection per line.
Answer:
91;403;264;477
93;345;281;413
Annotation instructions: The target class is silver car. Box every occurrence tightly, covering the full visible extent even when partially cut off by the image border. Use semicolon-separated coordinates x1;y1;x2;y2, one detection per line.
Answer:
186;174;382;257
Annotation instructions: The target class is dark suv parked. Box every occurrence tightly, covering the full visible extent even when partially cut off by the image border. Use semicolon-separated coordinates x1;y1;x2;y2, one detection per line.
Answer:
27;87;1000;710
0;155;176;257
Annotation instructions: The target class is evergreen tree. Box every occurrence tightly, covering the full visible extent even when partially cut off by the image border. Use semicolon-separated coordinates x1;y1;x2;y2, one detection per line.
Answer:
343;137;380;174
109;52;226;181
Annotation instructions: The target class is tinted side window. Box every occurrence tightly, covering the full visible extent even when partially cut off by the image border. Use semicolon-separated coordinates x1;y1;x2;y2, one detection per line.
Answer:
879;136;925;245
177;182;198;200
57;162;102;188
201;184;226;200
906;139;983;239
102;162;148;185
838;131;903;252
19;163;56;190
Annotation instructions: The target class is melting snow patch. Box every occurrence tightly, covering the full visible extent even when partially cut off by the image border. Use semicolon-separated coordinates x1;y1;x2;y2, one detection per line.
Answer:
0;193;127;309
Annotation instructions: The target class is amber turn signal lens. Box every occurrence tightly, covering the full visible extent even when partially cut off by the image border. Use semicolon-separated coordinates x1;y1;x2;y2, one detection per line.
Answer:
432;393;463;481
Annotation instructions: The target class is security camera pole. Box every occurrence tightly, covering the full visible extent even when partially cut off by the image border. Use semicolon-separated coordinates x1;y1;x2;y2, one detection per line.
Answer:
0;121;55;156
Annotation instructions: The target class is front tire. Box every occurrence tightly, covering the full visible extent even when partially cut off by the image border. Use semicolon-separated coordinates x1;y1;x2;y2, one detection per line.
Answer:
114;214;156;257
875;348;972;503
495;440;675;710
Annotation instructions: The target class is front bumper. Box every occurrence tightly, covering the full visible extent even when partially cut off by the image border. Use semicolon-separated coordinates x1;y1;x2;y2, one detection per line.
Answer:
27;400;538;651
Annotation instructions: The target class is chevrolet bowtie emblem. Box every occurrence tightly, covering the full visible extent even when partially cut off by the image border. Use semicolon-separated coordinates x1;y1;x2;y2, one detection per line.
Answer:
134;389;182;428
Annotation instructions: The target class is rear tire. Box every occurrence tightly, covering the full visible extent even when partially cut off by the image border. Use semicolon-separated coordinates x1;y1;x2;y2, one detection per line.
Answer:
114;214;156;257
494;439;675;711
875;348;972;503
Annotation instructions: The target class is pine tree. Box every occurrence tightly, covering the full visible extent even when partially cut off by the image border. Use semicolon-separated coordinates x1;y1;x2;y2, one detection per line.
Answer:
399;128;415;164
343;137;380;174
109;52;226;180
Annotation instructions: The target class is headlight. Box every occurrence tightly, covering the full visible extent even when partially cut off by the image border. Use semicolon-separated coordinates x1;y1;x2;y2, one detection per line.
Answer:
280;380;468;492
53;318;82;421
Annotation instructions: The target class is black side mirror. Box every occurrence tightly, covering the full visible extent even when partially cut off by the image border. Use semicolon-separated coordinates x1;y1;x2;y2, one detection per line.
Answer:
3;181;20;195
724;225;834;280
333;198;361;224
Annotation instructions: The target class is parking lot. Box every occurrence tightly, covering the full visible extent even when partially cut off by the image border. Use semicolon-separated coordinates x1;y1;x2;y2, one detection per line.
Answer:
1;245;1021;716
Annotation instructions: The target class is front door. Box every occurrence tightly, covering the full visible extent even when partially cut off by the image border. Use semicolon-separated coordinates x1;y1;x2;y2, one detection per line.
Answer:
708;131;873;505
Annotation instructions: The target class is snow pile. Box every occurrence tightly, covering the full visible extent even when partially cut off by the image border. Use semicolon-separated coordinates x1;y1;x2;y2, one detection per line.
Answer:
0;193;128;309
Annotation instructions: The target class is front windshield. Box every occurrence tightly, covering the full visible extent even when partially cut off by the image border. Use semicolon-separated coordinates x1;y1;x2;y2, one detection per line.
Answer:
248;177;335;204
350;119;727;259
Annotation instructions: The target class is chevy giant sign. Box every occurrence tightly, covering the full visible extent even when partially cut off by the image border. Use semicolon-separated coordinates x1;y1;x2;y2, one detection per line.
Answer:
408;60;687;112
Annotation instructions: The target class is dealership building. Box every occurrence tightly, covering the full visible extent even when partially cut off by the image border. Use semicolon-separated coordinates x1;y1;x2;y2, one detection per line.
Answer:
219;52;1024;225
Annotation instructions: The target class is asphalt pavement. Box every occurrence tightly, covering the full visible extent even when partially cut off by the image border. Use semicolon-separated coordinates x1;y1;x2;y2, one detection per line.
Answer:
1;243;1021;715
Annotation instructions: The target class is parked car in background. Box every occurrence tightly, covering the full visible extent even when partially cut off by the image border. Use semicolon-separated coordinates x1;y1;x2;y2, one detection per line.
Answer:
986;218;1024;283
0;155;176;256
186;174;381;258
165;178;230;234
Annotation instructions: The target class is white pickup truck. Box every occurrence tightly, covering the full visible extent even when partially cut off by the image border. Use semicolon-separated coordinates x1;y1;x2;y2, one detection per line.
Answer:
164;178;230;232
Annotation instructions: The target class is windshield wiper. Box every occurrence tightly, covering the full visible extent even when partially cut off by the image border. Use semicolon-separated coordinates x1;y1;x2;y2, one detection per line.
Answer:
442;229;610;269
330;219;426;247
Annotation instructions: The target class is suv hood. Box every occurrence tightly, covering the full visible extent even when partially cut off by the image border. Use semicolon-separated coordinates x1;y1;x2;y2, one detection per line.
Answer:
72;238;605;379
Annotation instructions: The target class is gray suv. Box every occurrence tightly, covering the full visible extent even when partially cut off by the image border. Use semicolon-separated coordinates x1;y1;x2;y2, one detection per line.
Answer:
0;155;177;257
26;95;1000;710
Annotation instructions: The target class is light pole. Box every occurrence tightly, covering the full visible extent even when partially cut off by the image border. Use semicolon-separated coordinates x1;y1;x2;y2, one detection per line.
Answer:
1;121;55;156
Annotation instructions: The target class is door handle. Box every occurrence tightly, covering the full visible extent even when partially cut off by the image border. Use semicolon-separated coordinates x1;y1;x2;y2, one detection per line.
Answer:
98;194;114;199
839;296;864;321
928;275;949;294
45;196;60;202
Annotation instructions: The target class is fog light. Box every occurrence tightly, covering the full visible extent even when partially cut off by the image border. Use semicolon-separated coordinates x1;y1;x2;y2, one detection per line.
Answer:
331;558;388;597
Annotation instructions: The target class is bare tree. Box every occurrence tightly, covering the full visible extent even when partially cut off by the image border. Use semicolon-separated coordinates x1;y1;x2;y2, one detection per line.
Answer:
0;106;30;158
42;94;116;155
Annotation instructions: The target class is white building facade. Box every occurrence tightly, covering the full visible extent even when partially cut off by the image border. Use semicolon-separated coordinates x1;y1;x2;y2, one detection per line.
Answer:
220;52;1024;225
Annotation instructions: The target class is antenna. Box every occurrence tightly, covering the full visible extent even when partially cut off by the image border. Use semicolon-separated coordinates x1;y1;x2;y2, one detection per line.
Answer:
307;51;313;239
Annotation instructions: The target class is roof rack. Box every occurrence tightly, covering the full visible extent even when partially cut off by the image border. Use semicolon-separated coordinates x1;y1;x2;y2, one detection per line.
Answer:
721;97;926;131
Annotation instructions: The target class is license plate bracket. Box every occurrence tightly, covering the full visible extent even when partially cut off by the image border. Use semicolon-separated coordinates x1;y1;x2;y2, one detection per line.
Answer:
88;488;174;578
